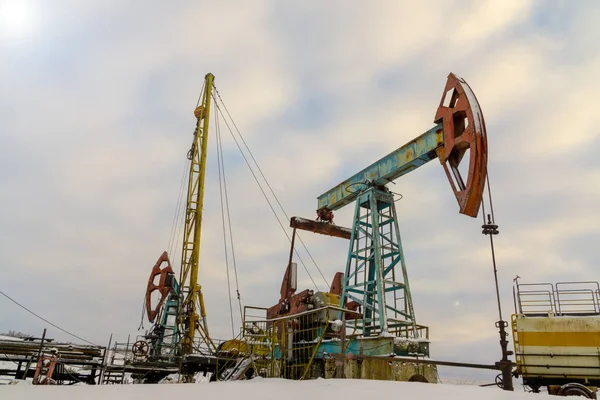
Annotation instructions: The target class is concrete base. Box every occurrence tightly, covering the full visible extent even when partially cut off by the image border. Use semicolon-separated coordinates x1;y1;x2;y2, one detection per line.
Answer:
320;357;438;383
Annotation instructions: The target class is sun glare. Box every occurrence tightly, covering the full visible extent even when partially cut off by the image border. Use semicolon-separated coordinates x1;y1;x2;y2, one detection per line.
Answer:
0;0;36;40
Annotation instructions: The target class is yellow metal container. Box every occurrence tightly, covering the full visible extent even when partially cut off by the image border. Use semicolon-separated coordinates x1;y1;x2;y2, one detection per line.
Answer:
512;313;600;380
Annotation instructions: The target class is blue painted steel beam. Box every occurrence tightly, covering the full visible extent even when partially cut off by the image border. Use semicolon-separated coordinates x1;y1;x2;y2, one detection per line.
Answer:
317;124;443;211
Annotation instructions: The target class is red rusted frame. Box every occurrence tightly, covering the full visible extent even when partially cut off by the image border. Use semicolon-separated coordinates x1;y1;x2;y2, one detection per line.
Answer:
33;352;59;385
330;272;360;319
279;261;297;300
266;289;313;319
434;73;488;218
290;216;352;240
316;208;335;222
145;251;175;322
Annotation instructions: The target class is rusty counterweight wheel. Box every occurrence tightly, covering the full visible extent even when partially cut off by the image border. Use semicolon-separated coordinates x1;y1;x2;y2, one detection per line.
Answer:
132;340;149;357
145;251;175;323
434;73;488;218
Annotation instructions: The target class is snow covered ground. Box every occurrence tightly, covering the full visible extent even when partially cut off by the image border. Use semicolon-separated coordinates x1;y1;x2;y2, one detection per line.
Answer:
0;334;25;341
0;334;552;400
2;378;553;400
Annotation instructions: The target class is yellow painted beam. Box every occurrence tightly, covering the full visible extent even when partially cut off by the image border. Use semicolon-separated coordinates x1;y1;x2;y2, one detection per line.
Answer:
519;331;600;347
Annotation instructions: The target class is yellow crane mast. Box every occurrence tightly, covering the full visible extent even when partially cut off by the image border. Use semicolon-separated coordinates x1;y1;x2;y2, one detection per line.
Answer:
179;73;215;355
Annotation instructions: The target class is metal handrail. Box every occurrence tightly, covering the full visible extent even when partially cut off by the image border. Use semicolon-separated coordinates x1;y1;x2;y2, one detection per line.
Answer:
516;281;600;316
556;281;600;314
516;283;556;314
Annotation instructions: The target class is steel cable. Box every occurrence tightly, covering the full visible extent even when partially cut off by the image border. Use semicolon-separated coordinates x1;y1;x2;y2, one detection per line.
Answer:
211;96;320;291
0;290;97;346
137;296;146;331
215;106;236;337
212;86;328;288
213;86;329;288
215;109;244;323
167;156;190;260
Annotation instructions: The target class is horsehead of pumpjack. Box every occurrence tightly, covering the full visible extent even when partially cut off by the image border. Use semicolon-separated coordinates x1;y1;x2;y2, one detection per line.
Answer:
434;73;487;218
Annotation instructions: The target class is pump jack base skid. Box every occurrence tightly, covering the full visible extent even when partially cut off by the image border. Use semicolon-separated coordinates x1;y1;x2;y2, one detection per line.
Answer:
124;353;241;383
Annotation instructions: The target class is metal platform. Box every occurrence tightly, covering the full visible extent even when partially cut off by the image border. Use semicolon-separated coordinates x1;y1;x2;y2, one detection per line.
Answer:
0;338;105;384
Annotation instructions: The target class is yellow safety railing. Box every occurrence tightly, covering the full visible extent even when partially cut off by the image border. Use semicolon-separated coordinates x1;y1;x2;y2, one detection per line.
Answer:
242;306;339;380
510;314;521;372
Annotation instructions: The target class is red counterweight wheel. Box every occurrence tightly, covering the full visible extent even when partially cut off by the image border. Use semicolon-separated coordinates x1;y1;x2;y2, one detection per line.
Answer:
434;73;488;218
145;251;175;322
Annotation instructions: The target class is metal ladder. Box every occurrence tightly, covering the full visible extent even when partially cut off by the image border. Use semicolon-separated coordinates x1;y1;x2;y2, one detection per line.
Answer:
102;368;125;384
102;341;127;384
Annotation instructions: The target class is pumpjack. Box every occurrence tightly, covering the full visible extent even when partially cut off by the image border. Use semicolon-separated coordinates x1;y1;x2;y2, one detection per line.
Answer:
259;73;488;381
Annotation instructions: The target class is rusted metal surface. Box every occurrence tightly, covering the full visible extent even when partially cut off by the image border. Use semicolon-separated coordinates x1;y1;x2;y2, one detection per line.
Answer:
145;251;175;322
132;340;149;357
328;272;360;318
337;353;504;371
434;73;488;217
279;261;297;300
266;289;313;319
33;351;59;385
316;208;335;222
290;216;352;240
268;221;356;321
329;272;343;295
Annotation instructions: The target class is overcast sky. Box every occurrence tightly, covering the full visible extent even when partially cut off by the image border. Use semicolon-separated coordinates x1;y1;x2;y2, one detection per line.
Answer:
1;0;599;381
